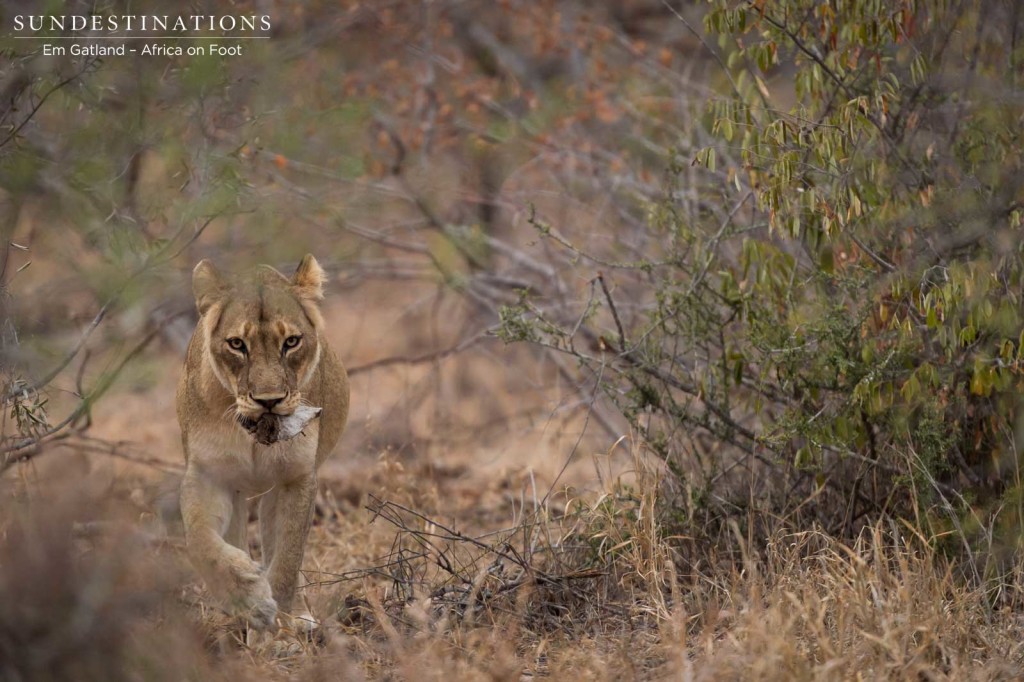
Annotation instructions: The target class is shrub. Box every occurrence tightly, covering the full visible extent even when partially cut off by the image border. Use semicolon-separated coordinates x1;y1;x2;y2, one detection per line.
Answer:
503;0;1024;550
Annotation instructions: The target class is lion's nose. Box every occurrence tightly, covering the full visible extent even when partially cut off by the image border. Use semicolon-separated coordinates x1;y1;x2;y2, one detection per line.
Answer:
251;393;286;411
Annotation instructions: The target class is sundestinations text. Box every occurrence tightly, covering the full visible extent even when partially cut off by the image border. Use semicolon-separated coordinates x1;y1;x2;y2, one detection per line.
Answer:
13;14;270;34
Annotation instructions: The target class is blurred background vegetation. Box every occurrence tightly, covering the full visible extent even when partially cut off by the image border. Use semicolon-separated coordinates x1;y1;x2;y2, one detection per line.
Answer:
2;0;1024;678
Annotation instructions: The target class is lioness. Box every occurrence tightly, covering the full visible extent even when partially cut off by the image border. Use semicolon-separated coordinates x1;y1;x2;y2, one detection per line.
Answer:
177;254;349;630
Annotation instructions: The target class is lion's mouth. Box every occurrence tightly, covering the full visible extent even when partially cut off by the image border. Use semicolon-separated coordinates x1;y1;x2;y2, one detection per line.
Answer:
238;405;323;445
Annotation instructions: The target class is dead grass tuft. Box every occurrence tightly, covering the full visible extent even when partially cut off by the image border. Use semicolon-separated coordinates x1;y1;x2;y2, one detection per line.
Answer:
2;441;1023;680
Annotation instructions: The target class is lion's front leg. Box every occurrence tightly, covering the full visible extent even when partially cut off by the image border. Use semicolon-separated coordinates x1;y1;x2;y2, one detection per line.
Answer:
265;475;316;618
180;467;277;630
258;487;278;566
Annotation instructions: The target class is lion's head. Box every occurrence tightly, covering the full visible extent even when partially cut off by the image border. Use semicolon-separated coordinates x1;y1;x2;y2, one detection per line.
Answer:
191;254;326;429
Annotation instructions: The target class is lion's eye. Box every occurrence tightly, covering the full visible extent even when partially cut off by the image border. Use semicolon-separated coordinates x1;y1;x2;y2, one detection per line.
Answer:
283;335;302;350
227;337;247;352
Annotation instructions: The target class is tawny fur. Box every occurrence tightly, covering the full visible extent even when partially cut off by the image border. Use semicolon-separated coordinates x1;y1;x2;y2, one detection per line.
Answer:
176;254;349;630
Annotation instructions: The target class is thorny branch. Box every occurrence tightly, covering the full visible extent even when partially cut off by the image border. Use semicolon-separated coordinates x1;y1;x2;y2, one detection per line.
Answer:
3;214;218;404
308;494;610;629
0;58;100;150
1;310;188;472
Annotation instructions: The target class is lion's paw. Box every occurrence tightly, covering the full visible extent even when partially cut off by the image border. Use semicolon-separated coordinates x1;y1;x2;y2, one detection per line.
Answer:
242;594;279;631
226;573;279;631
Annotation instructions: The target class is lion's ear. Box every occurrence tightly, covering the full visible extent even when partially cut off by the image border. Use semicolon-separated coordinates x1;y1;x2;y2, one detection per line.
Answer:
292;254;325;300
192;259;227;315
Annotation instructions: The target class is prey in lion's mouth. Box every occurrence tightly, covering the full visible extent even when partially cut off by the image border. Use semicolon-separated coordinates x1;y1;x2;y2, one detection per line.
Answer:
238;405;323;445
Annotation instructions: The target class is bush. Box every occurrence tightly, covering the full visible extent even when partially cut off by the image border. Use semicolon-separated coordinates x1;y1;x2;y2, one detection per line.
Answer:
502;0;1024;551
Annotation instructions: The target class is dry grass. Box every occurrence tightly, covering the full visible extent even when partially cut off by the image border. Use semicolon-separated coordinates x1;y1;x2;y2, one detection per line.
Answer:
672;527;1024;680
3;437;1023;682
3;228;1021;680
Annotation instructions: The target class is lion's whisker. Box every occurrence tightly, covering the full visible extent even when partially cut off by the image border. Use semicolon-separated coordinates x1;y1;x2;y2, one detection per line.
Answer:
221;405;239;423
